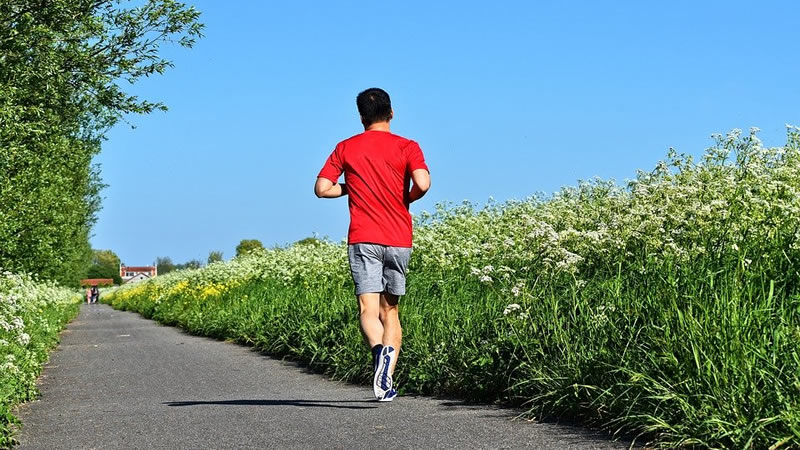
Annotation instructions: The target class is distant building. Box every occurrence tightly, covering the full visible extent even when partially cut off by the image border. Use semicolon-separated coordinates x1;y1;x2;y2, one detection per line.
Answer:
120;264;157;284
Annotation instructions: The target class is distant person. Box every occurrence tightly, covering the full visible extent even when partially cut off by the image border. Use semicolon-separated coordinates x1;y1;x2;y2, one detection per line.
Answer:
86;287;92;304
314;88;431;401
91;285;99;304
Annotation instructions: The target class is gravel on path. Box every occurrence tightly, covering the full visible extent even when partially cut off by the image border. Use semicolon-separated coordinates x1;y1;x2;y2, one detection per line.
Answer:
15;304;631;449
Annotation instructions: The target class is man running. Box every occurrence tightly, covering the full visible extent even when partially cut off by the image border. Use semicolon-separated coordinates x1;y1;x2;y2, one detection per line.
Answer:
315;88;431;401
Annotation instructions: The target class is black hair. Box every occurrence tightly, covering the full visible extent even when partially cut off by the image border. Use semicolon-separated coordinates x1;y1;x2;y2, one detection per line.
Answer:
356;88;392;126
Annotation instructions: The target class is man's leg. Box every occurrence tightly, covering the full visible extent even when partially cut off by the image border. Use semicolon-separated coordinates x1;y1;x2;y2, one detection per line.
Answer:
362;292;393;399
379;292;402;375
358;293;383;348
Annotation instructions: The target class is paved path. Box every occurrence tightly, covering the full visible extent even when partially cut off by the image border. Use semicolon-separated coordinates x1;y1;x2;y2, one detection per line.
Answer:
15;304;629;449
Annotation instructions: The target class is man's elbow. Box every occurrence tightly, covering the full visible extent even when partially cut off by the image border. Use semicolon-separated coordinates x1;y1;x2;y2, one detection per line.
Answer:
417;177;431;193
314;178;329;198
412;169;431;193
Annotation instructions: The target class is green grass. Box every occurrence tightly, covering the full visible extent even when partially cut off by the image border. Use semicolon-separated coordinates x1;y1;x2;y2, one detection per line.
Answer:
105;128;800;449
0;273;81;448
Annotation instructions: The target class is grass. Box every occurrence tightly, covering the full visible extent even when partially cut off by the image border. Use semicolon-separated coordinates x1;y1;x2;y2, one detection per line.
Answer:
104;128;800;449
0;273;81;448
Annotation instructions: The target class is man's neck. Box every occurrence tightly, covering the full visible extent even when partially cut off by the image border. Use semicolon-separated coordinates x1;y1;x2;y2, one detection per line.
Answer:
365;121;391;132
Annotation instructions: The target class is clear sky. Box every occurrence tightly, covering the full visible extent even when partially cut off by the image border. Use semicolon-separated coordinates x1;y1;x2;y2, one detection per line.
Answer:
92;0;800;266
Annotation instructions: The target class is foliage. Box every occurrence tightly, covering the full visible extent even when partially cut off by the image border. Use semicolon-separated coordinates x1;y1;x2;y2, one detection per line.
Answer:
105;128;800;449
156;256;203;275
155;256;176;275
0;271;81;447
0;1;203;286
86;250;122;285
207;251;224;264
236;239;264;257
180;259;203;270
294;237;322;247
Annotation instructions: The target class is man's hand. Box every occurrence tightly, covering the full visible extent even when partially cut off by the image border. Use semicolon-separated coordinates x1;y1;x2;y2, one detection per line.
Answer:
407;169;430;203
315;177;348;198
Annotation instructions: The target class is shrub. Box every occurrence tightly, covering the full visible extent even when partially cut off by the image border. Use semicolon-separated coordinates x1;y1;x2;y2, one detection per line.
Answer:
0;271;81;447
105;127;800;449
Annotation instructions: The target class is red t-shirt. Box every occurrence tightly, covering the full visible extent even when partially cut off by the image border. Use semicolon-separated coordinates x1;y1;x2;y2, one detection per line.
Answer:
318;130;429;247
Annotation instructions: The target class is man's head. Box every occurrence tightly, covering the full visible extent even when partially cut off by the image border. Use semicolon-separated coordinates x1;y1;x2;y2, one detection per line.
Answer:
357;88;393;127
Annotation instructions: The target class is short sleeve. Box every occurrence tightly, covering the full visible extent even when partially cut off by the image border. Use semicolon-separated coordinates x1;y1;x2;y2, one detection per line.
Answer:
318;143;345;182
405;141;429;173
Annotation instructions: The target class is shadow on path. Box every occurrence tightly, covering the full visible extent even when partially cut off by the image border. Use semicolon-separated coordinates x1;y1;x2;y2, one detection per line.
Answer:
164;399;378;410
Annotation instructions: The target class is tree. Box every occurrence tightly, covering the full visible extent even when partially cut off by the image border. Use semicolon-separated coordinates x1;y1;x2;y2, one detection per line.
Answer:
86;249;123;284
0;1;203;285
207;250;224;264
92;250;121;270
294;237;322;247
180;259;203;270
236;239;265;257
155;256;176;275
156;256;203;274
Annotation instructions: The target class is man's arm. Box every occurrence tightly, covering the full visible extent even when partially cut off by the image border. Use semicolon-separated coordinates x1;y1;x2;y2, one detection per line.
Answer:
407;169;431;203
314;177;348;198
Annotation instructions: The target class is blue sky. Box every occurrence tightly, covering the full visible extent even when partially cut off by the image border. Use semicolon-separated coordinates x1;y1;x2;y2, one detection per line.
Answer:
93;1;800;265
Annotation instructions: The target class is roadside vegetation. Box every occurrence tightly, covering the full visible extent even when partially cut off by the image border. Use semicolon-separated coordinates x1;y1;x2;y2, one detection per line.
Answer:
0;272;81;448
105;128;800;449
1;2;202;447
0;1;202;287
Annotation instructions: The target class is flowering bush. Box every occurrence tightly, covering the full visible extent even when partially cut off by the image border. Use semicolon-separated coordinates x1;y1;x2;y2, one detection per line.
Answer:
0;271;81;447
105;127;800;449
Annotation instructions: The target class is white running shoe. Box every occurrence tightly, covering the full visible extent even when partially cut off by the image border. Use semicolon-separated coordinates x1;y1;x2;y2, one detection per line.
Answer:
373;345;396;400
379;388;398;402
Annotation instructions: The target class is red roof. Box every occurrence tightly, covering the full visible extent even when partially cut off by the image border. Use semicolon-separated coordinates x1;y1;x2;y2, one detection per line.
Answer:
123;266;155;272
81;278;114;286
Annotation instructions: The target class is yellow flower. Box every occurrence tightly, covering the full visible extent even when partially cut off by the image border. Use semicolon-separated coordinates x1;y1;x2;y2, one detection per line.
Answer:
200;283;223;299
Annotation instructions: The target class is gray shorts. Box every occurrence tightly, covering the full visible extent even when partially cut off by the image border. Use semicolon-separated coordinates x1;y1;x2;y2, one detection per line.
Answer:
348;244;412;296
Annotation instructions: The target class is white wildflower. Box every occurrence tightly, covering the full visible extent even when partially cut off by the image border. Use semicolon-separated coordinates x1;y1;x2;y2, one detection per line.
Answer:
1;361;19;375
555;250;583;271
583;230;603;242
17;332;30;346
511;280;525;297
503;303;521;315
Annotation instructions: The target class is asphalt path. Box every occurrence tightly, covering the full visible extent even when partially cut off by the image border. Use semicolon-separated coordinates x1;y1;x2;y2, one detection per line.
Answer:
15;304;631;449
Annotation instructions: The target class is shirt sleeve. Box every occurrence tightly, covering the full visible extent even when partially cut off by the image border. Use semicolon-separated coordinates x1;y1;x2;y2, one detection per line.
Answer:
317;143;344;183
405;141;429;173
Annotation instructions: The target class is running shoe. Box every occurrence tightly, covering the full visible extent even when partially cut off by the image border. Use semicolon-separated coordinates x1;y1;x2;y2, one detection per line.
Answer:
371;344;383;372
379;387;398;402
373;345;396;400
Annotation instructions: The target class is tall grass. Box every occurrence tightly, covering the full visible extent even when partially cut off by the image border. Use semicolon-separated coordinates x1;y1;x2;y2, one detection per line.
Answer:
105;127;800;449
0;272;81;448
